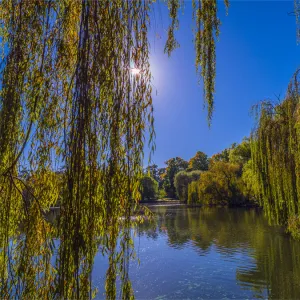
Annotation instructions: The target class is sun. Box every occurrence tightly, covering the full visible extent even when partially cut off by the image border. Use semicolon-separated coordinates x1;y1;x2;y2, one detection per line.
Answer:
130;67;141;75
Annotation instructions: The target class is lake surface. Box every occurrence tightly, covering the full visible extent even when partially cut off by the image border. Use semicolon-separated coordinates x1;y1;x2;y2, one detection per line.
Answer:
94;205;300;299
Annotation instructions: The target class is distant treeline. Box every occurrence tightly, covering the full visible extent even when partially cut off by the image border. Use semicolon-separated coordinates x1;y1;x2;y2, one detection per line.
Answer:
140;139;254;207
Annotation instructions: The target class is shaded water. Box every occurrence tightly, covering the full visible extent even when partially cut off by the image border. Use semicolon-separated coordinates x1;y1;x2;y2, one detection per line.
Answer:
94;206;300;299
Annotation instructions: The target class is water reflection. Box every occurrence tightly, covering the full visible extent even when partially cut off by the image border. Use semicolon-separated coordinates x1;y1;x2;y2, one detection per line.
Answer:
2;205;300;299
136;206;300;299
0;204;134;299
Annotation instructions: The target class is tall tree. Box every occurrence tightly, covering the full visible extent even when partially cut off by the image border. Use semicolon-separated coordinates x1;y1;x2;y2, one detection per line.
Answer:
145;164;160;182
158;167;167;189
251;70;300;228
188;151;209;171
174;170;201;201
162;157;188;198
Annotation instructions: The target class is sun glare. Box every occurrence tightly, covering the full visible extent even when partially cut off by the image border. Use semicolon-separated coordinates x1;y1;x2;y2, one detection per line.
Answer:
131;67;141;75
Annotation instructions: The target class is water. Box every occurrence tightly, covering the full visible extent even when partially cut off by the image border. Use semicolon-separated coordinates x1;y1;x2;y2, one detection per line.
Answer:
94;206;300;299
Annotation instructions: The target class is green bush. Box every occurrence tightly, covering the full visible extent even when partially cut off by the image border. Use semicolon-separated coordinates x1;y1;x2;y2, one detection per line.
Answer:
187;162;247;206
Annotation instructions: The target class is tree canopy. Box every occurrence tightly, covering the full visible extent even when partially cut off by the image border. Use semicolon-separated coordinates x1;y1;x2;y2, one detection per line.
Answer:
188;151;209;171
161;157;189;198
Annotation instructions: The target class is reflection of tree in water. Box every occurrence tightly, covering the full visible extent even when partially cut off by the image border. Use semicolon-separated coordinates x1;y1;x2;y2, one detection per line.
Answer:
236;229;300;299
138;206;300;299
0;205;136;299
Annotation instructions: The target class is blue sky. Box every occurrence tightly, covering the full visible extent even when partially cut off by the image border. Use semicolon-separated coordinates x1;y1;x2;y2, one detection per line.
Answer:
145;0;300;167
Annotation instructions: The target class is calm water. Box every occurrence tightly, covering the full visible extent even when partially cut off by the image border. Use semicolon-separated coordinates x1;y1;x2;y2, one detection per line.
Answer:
94;206;300;299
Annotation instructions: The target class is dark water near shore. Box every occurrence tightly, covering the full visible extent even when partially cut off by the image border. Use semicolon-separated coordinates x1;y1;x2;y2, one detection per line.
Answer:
94;206;300;299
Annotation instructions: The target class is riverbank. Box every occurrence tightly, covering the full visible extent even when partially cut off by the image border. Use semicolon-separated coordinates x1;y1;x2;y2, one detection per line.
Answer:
141;198;260;208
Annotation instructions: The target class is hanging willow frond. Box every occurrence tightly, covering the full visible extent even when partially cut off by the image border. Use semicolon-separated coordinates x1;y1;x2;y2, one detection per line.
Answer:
164;0;229;123
192;0;228;124
294;0;300;43
0;0;228;298
251;69;300;226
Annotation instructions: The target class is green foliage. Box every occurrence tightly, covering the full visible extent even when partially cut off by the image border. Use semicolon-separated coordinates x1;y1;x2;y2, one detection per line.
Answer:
241;160;259;203
174;170;202;201
187;151;209;171
139;176;158;201
251;70;300;227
